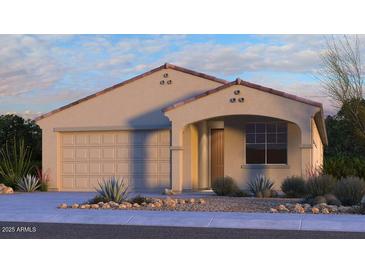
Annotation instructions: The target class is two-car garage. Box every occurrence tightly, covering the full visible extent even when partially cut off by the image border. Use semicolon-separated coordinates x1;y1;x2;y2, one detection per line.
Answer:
59;129;171;191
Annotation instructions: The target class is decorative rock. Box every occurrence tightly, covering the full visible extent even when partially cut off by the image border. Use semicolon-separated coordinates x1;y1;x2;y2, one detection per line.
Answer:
311;207;320;214
133;203;140;208
0;184;14;194
294;204;305;214
71;203;79;209
109;201;119;208
84;204;91;209
118;204;127;209
277;204;289;212
270;208;278;213
154;202;162;208
97;202;104;207
141;202;147;206
58;203;68;209
178;199;186;204
147;203;155;208
80;204;86;209
321;208;330;214
327;205;338;213
91;204;99;209
102;204;111;209
163;188;175;195
188;198;195;204
122;202;132;208
198;199;206;204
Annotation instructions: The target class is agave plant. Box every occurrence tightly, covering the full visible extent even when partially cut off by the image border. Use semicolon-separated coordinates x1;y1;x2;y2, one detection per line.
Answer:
248;175;274;198
0;139;33;188
96;176;128;203
17;174;41;192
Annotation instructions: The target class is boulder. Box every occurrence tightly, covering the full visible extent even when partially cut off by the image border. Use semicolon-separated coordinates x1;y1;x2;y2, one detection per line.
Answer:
163;188;176;195
102;204;111;209
58;203;68;209
321;208;330;214
71;203;79;209
311;207;320;214
109;201;119;208
119;204;127;209
188;198;195;204
178;199;186;204
133;203;140;208
294;204;305;214
277;204;289;212
91;204;99;209
97;202;104;207
0;184;14;194
154;202;162;208
198;199;206;204
270;208;278;213
84;204;91;209
80;204;86;209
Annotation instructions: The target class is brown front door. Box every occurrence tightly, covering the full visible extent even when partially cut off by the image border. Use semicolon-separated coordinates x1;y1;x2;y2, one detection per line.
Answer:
210;129;224;185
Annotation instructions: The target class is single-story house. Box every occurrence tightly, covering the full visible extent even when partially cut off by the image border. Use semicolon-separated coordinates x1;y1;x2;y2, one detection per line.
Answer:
35;63;327;192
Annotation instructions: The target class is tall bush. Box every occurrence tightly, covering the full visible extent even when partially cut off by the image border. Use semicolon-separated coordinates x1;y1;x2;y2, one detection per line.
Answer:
334;176;365;206
211;176;241;196
323;156;365;179
306;175;337;197
281;176;307;198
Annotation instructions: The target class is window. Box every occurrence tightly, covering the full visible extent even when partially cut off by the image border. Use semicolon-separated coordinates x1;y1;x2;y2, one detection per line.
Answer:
245;122;287;164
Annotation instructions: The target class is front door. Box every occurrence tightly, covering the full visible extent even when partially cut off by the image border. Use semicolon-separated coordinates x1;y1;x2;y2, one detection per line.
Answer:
210;129;224;185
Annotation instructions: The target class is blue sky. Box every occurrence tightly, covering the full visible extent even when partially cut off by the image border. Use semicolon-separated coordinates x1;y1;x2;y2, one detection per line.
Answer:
0;34;339;118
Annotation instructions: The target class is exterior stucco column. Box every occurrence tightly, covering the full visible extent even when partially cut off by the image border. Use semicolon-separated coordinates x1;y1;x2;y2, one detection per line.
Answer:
299;120;313;178
198;121;209;189
171;124;184;192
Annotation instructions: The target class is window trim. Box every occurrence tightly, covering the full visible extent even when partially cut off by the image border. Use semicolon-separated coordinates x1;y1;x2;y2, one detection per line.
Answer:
244;122;288;165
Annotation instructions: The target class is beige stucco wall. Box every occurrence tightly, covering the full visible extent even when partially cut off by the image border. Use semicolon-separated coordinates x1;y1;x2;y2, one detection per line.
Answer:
37;68;222;190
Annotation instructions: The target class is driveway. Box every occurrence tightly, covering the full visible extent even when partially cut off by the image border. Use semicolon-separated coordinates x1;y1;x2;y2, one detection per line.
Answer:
1;192;365;232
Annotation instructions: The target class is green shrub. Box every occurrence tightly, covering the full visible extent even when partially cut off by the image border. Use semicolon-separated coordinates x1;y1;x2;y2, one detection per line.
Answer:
323;156;365;180
96;176;128;203
211;176;241;196
129;195;150;204
306;175;337;197
0;139;33;188
281;176;307;198
16;174;40;192
248;175;274;198
334;176;365;206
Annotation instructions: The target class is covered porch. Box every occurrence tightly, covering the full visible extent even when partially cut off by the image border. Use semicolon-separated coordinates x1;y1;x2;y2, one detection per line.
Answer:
163;79;326;193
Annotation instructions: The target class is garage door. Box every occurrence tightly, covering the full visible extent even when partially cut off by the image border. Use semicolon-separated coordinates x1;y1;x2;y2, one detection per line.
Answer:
59;129;171;191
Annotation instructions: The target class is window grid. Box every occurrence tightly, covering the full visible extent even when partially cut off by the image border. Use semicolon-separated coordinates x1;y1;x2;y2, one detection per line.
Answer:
245;122;287;164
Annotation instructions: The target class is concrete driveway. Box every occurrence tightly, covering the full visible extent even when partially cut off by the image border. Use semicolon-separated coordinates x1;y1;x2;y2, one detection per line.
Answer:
1;192;365;232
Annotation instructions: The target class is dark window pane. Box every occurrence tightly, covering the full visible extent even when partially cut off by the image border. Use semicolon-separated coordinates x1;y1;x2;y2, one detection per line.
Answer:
267;144;287;164
267;133;276;143
266;123;276;133
246;124;255;133
277;133;287;143
246;144;265;164
256;124;265;133
277;123;287;133
246;133;255;143
256;133;265;143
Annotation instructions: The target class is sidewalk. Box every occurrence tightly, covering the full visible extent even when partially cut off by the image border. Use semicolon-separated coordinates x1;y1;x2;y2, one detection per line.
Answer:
1;192;365;232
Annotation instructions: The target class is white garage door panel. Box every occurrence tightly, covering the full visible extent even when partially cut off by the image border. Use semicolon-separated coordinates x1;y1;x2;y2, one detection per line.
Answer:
60;129;171;191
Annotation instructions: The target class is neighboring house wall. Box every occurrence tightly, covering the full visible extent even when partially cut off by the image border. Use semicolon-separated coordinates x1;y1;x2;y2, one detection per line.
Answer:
37;68;222;191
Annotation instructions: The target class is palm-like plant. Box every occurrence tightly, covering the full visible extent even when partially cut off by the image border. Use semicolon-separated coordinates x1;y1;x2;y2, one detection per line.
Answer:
17;174;40;192
0;139;33;188
96;177;128;203
248;175;274;198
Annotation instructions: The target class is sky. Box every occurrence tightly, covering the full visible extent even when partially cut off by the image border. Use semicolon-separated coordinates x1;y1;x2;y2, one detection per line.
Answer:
0;34;354;119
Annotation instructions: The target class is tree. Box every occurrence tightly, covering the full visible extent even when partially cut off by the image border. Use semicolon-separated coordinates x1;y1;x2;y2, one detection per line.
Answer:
0;114;41;164
319;35;365;147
